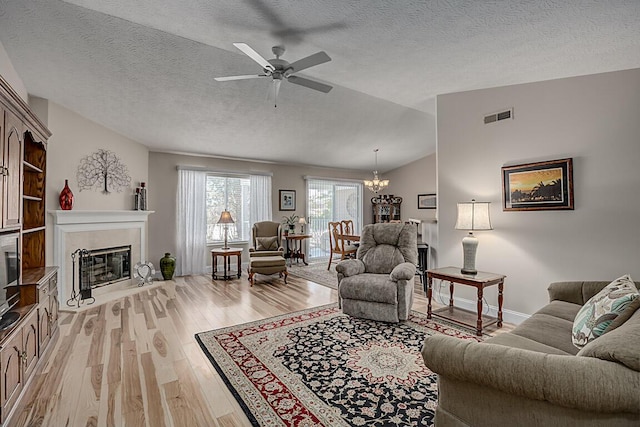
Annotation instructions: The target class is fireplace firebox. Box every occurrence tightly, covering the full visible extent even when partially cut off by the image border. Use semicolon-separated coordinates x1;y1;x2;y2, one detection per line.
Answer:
80;245;131;289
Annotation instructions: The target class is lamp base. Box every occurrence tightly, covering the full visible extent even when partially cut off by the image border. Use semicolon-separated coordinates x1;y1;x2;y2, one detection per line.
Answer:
461;233;479;275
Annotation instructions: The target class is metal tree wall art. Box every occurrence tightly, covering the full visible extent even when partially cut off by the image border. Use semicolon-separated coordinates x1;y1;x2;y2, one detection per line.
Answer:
77;149;131;194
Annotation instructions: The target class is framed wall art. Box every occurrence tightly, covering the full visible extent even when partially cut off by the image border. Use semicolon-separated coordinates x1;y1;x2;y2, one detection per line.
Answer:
418;193;437;209
279;190;296;211
502;158;574;211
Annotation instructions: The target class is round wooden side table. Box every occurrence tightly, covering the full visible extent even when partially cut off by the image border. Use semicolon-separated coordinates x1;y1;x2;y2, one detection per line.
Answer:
211;247;243;280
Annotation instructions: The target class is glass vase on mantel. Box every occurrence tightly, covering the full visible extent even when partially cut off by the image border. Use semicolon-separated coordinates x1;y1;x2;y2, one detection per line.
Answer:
59;179;74;210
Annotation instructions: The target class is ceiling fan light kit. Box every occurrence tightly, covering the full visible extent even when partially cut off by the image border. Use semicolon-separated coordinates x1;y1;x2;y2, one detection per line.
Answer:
215;43;333;107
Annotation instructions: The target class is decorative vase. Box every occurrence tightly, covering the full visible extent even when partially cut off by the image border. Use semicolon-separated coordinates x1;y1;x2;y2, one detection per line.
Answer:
59;179;74;210
159;253;176;280
289;224;295;234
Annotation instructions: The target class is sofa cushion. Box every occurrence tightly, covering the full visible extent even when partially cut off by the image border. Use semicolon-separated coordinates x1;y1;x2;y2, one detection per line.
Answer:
535;300;582;322
572;274;639;348
484;333;573;355
577;307;640;371
511;313;579;355
256;236;278;251
249;256;286;268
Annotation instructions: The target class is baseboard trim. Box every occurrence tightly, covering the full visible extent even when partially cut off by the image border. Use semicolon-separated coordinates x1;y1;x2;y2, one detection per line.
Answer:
432;291;529;325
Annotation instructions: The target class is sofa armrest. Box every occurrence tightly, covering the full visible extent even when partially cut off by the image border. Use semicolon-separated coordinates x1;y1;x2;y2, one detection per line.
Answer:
421;335;640;414
336;259;365;277
390;262;416;281
547;281;590;305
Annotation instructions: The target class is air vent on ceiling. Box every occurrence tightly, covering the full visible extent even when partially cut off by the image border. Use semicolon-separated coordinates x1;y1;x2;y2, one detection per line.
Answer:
484;108;513;124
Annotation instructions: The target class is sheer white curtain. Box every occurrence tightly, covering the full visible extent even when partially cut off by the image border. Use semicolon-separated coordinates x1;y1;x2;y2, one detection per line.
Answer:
176;169;207;276
250;174;272;223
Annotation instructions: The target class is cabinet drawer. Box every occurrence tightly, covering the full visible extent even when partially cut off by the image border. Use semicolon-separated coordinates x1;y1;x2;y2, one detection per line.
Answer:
38;285;49;305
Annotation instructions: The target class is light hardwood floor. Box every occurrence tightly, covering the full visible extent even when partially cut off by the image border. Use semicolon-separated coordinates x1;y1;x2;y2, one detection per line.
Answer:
9;272;508;427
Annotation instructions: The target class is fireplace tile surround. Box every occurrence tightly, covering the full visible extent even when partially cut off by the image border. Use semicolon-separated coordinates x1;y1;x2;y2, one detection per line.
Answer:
49;210;154;311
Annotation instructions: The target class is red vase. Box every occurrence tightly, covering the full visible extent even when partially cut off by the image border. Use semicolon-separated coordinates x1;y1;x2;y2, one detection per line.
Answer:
59;179;74;210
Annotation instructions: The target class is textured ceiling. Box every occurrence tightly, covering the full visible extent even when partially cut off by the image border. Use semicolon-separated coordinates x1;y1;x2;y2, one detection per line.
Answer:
0;0;638;171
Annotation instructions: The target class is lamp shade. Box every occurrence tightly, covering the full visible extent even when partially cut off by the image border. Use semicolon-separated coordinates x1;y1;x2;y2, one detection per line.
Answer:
298;217;307;225
217;210;235;224
455;200;492;231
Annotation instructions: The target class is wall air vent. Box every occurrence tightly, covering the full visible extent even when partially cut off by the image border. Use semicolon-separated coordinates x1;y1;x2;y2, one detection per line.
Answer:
484;108;513;124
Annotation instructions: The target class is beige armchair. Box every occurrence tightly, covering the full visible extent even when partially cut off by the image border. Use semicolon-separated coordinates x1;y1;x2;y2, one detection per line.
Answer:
336;223;417;323
249;221;284;256
248;221;287;286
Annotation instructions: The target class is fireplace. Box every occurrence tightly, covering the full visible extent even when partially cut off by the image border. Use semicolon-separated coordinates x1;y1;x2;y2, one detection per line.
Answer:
50;210;153;311
80;245;131;289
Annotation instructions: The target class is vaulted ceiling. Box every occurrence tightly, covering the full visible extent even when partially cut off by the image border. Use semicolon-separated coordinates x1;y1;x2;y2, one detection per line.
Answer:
0;1;638;171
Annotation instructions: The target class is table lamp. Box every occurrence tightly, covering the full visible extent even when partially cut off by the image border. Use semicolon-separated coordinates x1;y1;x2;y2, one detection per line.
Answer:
454;199;492;275
217;210;235;249
298;217;307;234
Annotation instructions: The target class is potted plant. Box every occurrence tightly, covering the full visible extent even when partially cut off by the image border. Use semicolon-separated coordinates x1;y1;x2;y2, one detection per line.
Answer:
282;214;299;234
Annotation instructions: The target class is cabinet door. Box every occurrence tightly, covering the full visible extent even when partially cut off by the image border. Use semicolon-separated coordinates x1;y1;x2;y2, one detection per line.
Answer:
0;329;23;419
49;288;59;336
22;311;38;379
37;303;50;355
2;110;23;228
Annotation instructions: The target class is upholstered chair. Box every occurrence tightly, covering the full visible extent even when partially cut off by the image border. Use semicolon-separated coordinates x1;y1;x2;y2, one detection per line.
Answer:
336;223;417;323
248;221;287;285
249;221;284;257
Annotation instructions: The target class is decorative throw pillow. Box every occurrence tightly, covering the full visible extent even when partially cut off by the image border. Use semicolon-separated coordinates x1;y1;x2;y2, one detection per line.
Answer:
572;274;639;348
256;236;278;251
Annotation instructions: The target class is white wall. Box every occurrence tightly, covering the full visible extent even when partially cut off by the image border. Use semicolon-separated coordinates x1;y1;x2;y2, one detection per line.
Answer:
0;41;27;102
45;102;149;264
437;68;640;319
383;154;437;223
147;152;371;269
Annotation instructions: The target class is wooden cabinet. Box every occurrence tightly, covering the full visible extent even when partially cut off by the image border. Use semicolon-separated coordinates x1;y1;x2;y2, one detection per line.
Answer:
0;74;53;425
0;108;23;230
372;195;402;223
36;270;58;355
0;307;38;423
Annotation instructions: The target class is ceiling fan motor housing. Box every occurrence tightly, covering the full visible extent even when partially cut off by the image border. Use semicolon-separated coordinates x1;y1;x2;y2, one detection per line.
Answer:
266;58;293;78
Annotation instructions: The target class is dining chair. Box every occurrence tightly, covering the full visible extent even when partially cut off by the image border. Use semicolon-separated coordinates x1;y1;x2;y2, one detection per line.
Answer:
327;221;358;270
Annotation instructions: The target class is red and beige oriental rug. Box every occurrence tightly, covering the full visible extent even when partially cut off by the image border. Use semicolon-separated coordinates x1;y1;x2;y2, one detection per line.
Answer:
195;304;483;426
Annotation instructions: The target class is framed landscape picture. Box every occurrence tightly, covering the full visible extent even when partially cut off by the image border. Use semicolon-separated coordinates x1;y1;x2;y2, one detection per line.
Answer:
418;193;437;209
502;158;574;211
279;190;296;211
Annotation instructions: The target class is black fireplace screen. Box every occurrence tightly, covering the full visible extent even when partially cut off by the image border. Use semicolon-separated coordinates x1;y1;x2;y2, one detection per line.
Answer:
80;245;131;289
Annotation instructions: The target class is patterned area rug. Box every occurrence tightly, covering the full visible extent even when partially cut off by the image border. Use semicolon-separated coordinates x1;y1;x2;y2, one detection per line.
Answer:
287;261;339;289
195;304;483;426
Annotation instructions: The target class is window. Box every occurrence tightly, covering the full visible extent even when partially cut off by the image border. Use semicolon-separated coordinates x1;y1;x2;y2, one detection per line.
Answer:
206;175;251;243
306;178;363;259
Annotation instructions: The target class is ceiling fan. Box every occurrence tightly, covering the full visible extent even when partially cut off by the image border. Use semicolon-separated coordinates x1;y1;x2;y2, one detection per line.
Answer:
215;43;333;106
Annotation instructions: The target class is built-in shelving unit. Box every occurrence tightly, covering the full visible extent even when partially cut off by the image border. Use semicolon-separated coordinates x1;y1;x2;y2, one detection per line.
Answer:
22;131;47;270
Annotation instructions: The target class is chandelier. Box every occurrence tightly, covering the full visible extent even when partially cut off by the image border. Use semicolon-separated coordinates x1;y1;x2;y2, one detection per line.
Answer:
363;149;389;193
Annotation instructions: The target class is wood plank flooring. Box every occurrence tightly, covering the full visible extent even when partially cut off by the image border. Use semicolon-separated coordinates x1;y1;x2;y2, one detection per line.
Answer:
8;271;509;427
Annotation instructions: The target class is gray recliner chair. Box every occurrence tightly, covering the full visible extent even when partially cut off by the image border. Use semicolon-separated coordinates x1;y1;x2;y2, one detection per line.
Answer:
336;223;418;323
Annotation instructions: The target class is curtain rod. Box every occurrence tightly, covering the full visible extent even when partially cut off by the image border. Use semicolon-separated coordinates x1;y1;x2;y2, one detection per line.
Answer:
176;165;273;176
303;175;364;184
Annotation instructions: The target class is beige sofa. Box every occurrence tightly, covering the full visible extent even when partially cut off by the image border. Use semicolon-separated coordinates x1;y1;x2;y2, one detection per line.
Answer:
421;281;640;427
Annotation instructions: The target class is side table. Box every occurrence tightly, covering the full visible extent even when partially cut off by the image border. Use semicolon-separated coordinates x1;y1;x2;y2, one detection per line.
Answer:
211;247;243;280
282;234;311;266
427;266;506;336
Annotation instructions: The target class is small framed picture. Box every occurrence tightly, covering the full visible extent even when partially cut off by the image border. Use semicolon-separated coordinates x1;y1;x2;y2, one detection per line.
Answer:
279;190;296;211
418;193;436;209
502;158;574;211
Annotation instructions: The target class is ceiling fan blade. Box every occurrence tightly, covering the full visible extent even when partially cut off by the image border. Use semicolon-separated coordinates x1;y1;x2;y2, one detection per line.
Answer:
287;76;333;93
233;43;275;71
288;51;331;74
214;74;267;81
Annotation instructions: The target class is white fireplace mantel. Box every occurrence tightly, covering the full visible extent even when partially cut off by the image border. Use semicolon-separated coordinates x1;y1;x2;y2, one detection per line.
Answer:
49;210;154;311
49;209;154;225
